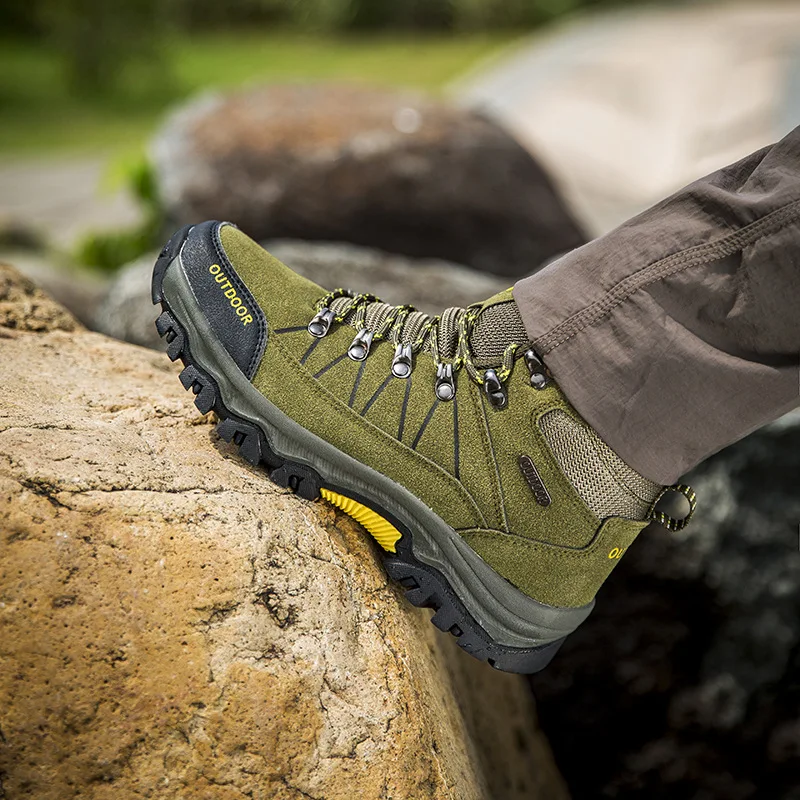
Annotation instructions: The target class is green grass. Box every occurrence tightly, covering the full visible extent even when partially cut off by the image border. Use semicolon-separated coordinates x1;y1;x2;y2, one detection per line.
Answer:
0;31;519;156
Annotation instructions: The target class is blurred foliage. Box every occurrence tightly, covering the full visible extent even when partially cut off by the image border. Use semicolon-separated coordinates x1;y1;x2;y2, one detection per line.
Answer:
0;32;514;153
16;0;178;95
1;0;651;270
76;220;160;272
75;159;161;271
288;0;620;30
2;0;645;94
126;157;160;211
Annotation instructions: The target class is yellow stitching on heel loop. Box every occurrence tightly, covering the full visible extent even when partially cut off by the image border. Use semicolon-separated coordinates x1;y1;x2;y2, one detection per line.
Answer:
320;488;402;553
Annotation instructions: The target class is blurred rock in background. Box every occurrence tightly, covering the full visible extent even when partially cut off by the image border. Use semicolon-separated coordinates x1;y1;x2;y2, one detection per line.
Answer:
456;2;800;235
93;241;507;351
151;84;586;278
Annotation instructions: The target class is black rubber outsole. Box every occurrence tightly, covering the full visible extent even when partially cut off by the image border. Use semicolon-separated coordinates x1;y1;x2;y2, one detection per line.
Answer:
152;228;565;673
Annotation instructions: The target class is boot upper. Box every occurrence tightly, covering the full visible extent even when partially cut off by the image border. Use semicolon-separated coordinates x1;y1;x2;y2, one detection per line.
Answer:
180;221;665;609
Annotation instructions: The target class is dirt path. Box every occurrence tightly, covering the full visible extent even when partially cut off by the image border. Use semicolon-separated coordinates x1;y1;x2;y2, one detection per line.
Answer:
0;155;142;249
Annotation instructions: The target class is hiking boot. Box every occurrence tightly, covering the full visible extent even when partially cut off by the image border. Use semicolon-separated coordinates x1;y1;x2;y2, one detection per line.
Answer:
152;221;696;673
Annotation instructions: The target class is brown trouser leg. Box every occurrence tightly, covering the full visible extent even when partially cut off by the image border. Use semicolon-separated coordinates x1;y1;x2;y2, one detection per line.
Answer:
514;126;800;485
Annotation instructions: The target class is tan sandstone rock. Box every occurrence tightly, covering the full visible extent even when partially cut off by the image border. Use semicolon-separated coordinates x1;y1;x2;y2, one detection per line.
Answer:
0;263;567;800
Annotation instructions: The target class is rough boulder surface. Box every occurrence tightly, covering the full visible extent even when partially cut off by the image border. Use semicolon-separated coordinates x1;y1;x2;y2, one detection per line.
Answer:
0;263;567;800
151;84;586;278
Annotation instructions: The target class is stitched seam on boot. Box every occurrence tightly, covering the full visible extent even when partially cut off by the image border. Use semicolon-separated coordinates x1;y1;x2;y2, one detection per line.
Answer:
477;389;510;533
267;333;488;527
535;198;800;353
466;382;504;531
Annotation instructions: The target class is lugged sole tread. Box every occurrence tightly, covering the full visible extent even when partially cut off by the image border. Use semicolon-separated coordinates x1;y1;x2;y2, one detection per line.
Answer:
151;235;564;673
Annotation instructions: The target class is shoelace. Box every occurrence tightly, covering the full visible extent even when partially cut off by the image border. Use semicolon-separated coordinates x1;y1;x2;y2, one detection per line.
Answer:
308;289;550;407
308;289;697;530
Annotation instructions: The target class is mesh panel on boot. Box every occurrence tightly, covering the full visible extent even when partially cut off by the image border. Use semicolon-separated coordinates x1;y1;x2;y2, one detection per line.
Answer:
470;301;530;367
539;410;661;520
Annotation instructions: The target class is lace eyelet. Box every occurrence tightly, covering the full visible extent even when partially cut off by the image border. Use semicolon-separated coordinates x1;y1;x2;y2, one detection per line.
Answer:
347;329;374;361
524;349;550;390
483;369;507;409
308;308;335;338
391;343;413;378
435;363;455;401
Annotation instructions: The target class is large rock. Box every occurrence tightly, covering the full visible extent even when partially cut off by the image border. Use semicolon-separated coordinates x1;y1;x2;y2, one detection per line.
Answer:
0;260;79;333
151;84;586;277
455;2;800;236
92;240;508;351
533;411;800;799
0;263;566;800
7;249;109;329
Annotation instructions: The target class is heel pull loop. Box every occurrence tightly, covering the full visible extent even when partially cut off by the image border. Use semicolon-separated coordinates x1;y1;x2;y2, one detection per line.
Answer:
647;483;697;531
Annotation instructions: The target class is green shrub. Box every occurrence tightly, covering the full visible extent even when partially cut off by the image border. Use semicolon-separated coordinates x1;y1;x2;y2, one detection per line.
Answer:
6;0;659;43
76;219;160;273
76;158;162;272
284;0;644;30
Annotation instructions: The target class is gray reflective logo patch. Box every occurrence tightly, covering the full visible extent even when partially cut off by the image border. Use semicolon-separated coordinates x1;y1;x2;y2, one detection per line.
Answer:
519;455;551;507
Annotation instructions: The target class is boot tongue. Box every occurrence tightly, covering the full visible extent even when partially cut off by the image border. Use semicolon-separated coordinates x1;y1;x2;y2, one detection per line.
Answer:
469;288;531;368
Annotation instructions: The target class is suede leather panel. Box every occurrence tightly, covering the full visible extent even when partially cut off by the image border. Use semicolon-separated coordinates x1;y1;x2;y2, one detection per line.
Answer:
310;336;463;478
409;397;455;481
219;224;322;332
298;326;351;372
312;341;364;401
253;333;486;530
360;369;415;437
460;517;648;608
275;327;467;480
391;354;437;448
463;380;508;532
331;340;400;414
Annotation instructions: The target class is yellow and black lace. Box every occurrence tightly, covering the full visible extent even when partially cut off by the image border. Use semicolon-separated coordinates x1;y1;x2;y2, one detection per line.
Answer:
308;288;546;408
309;289;696;531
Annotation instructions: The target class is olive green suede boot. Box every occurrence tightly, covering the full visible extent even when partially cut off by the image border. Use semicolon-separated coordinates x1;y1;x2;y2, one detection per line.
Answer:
152;221;696;673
